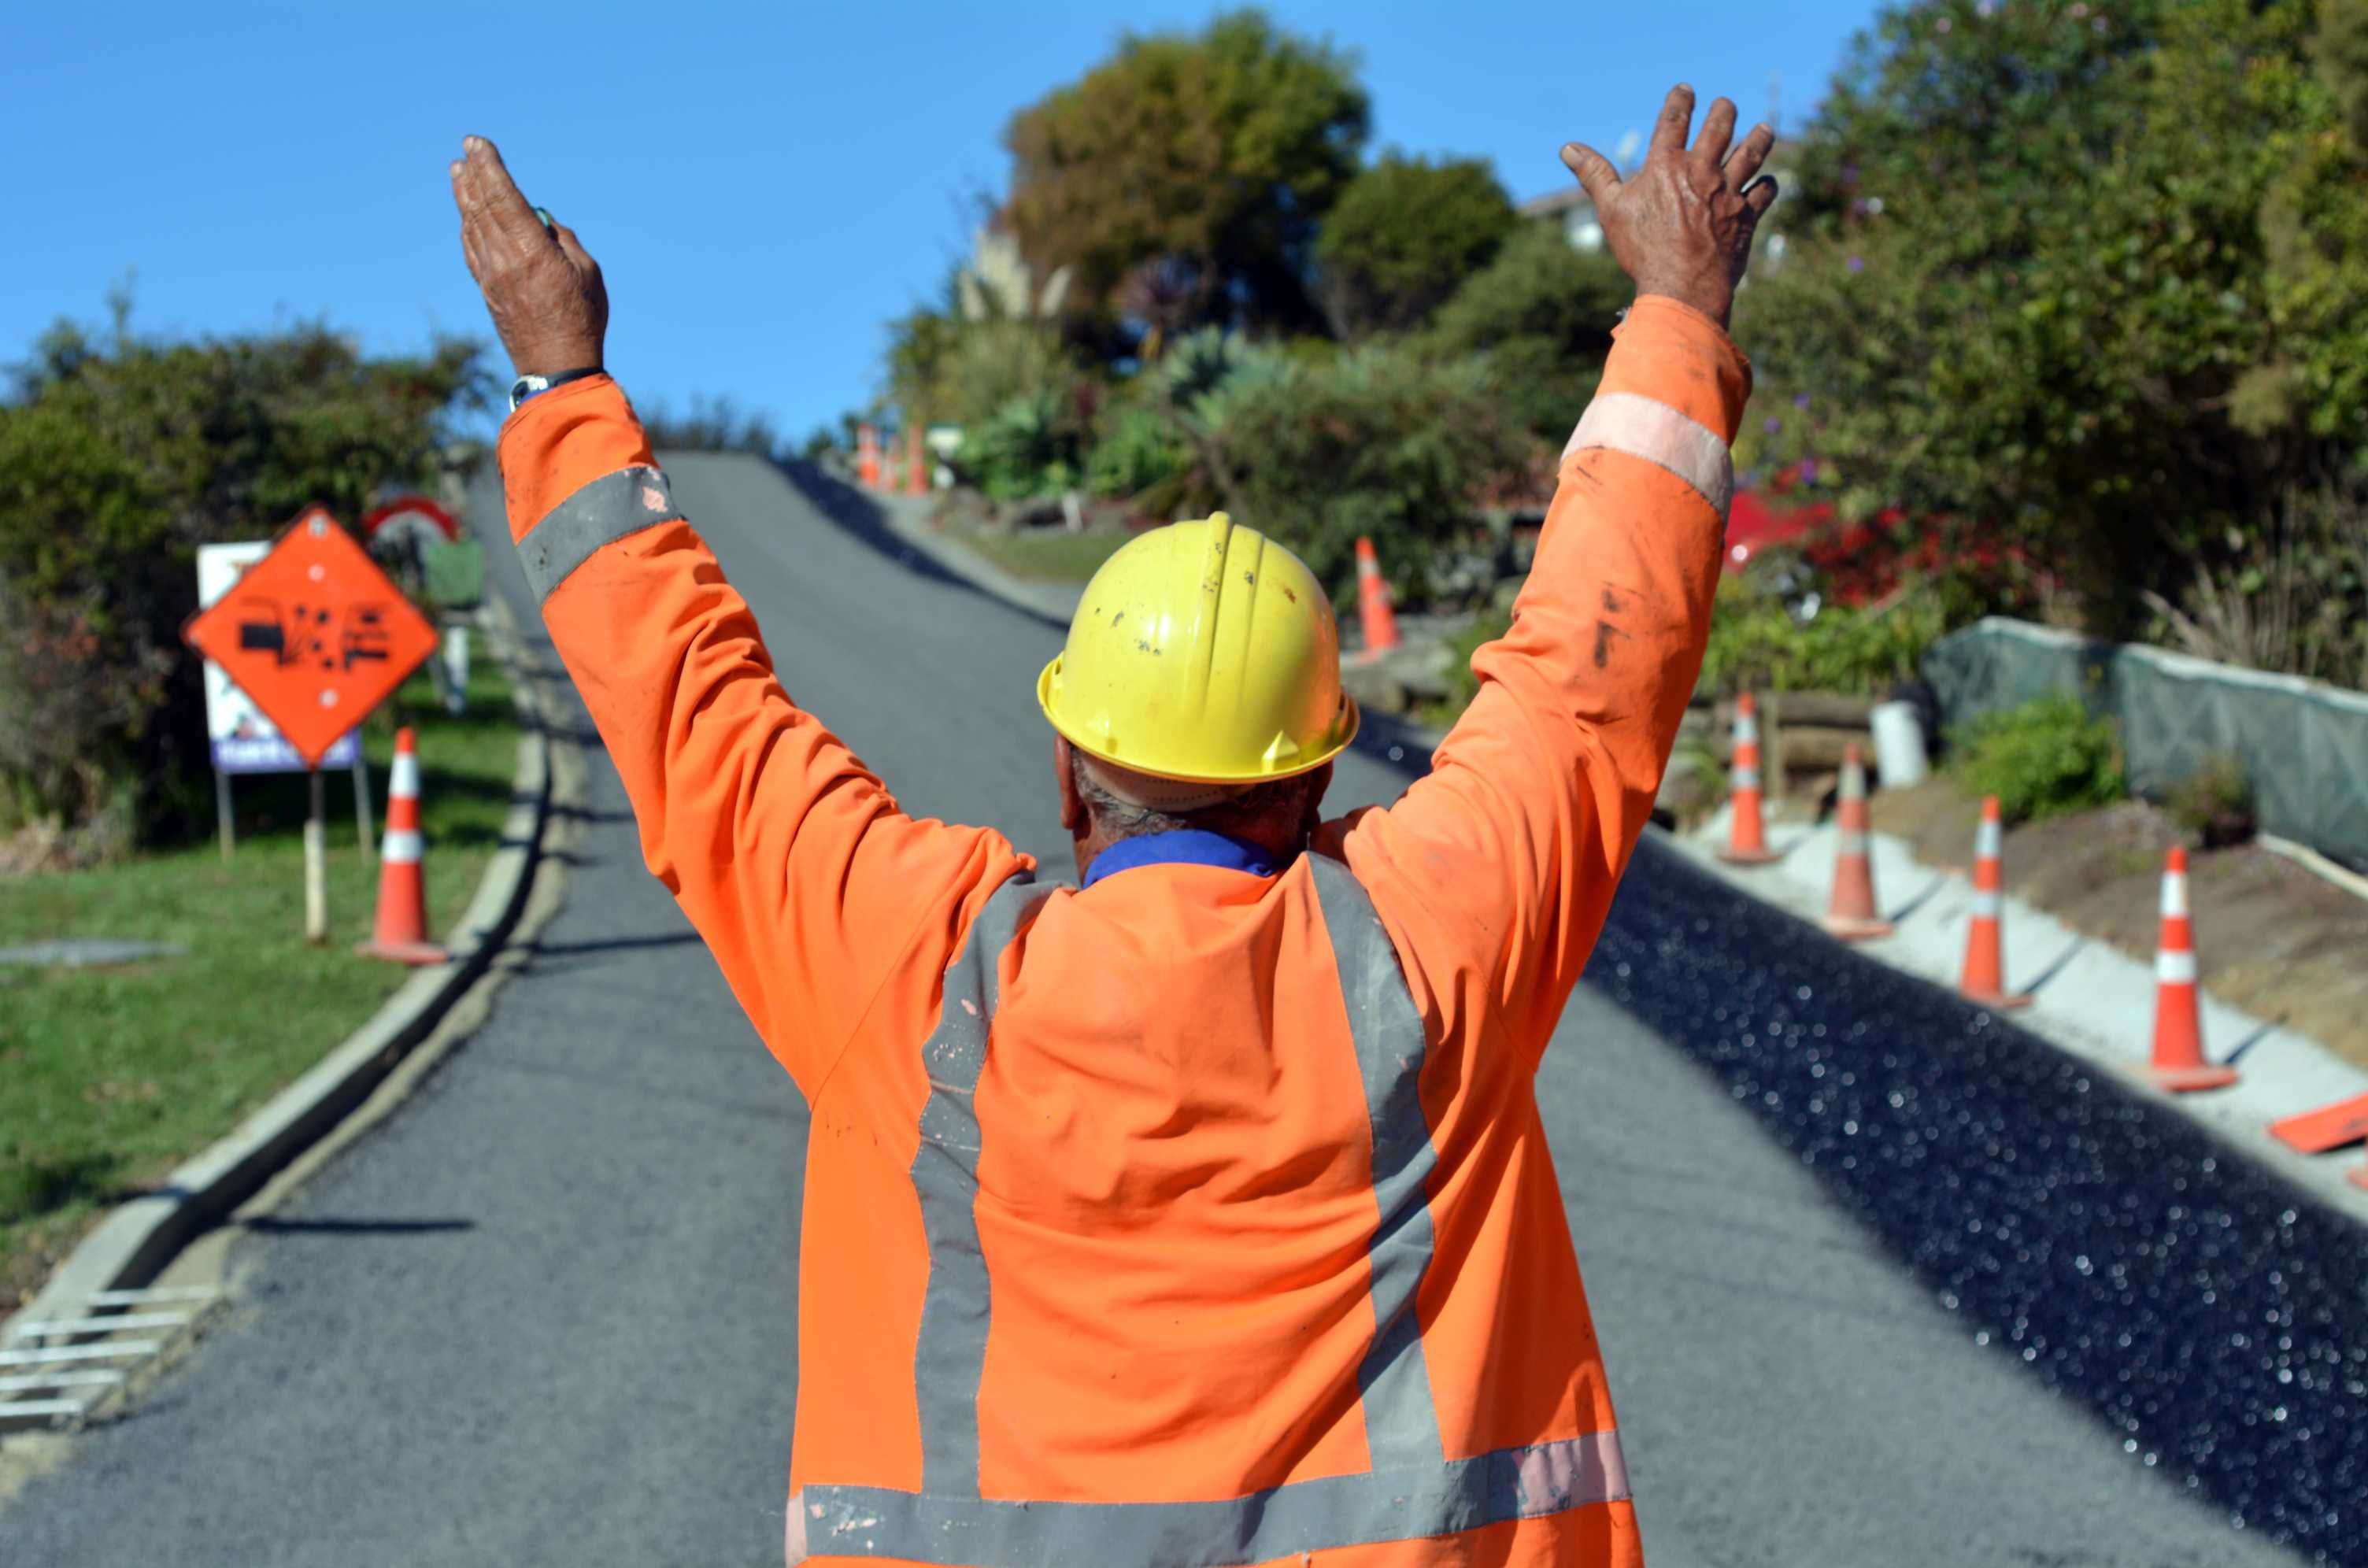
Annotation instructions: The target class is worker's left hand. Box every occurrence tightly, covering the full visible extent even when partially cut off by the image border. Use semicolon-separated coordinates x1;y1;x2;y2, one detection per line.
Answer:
450;136;609;379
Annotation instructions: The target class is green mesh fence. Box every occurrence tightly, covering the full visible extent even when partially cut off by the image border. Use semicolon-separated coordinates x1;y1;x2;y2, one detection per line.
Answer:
1922;618;2368;869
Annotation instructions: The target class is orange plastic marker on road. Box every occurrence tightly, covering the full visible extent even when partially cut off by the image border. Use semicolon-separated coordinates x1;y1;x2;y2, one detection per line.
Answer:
1716;693;1778;865
2268;1092;2368;1160
1959;795;2029;1008
1352;536;1400;660
357;727;447;965
1822;743;1893;940
2145;845;2235;1092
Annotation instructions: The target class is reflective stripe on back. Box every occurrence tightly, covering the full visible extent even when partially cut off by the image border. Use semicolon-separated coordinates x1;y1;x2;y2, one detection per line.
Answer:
519;464;685;603
1305;852;1446;1471
911;875;1055;1496
823;856;1626;1566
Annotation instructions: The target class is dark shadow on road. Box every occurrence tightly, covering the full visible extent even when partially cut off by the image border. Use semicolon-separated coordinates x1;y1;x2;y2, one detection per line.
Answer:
1884;871;1952;926
241;1216;476;1236
524;931;701;959
2224;1015;2289;1067
764;456;1074;633
2012;934;2089;999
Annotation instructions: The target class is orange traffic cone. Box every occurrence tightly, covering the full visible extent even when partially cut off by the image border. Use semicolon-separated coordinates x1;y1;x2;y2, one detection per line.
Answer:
857;423;880;490
1353;537;1400;661
905;429;928;496
1823;743;1893;941
2147;845;2233;1092
1718;693;1779;864
357;728;446;966
1959;795;2029;1008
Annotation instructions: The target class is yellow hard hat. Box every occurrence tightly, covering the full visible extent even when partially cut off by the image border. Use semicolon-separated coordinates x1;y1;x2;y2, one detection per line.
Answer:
1037;513;1359;786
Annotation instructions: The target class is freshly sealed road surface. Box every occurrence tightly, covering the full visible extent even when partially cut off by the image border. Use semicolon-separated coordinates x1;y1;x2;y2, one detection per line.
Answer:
2;456;2314;1566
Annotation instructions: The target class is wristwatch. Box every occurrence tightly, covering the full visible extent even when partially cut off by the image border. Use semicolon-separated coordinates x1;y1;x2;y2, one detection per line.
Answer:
509;367;603;412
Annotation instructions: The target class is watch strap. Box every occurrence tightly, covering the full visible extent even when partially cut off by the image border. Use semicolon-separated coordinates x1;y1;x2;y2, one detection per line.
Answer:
509;367;605;412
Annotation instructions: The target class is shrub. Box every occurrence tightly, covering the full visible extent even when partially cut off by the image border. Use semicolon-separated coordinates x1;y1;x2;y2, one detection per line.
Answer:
960;391;1082;501
2164;751;2257;848
1314;153;1516;338
1949;693;2126;825
1699;578;1952;697
1423;224;1630;446
1086;406;1188;501
1215;343;1528;600
0;307;487;844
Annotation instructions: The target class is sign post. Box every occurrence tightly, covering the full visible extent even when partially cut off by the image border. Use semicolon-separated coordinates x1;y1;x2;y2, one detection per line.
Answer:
184;507;440;941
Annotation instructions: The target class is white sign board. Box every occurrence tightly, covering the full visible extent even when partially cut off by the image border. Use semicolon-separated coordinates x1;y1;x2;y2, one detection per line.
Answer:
197;541;361;774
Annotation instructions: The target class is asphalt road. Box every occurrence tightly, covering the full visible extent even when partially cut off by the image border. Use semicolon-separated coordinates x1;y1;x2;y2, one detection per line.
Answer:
1;455;2302;1567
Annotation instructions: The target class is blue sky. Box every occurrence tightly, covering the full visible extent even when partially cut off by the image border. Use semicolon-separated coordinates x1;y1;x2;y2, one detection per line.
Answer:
5;2;1882;440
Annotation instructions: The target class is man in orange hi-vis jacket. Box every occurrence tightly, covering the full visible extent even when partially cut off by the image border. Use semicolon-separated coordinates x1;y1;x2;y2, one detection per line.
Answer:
453;81;1774;1568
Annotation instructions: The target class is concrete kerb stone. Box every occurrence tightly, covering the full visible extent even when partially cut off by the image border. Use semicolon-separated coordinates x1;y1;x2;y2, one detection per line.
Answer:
1678;802;2368;1220
2;594;570;1366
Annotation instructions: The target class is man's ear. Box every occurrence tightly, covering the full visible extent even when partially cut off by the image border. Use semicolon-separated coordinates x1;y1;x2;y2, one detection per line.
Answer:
1300;761;1334;840
1055;735;1087;836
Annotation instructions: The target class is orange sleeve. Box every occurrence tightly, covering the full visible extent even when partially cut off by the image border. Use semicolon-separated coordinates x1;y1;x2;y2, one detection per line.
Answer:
498;376;1033;1098
1332;296;1752;1063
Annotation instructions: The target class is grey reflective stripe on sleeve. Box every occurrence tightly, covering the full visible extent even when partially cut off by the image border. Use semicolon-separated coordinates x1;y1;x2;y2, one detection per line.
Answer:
516;464;684;603
910;875;1053;1498
788;1429;1629;1566
1306;852;1445;1472
1560;390;1736;519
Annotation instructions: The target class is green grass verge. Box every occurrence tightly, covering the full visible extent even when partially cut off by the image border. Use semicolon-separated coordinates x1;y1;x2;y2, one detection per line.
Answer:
0;654;520;1309
957;525;1132;582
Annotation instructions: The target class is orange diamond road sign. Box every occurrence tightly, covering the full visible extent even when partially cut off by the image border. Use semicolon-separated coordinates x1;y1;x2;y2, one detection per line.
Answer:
182;506;440;767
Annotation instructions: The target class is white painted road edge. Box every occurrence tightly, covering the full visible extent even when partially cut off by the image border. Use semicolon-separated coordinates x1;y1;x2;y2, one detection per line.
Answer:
1678;804;2368;1219
2;597;562;1378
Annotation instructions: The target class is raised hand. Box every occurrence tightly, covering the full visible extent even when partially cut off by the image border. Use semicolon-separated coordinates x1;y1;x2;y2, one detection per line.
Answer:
449;136;609;379
1559;86;1778;329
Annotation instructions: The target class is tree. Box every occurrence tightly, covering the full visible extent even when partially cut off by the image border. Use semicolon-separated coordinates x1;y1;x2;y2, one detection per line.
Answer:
1423;222;1631;447
1314;153;1517;339
1000;9;1369;343
1736;0;2366;676
0;307;487;845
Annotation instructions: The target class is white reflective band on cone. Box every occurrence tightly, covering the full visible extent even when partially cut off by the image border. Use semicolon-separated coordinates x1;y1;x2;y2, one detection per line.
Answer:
1734;714;1759;744
1970;891;2001;917
2161;875;2189;917
2157;949;2198;984
1976;819;2002;859
390;751;420;798
381;830;424;864
1837;830;1868;855
1732;767;1760;791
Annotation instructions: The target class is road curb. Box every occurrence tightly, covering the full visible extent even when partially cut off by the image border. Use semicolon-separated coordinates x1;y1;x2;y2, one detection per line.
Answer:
3;594;569;1349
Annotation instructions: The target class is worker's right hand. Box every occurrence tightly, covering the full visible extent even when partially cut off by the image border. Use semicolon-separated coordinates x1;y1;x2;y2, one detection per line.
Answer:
1558;85;1778;331
450;135;609;379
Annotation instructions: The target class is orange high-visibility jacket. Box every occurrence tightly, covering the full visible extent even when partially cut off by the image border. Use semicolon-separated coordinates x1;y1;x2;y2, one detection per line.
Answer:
501;297;1749;1566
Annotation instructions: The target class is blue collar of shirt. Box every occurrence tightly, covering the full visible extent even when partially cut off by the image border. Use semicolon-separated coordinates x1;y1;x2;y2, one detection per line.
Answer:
1081;828;1281;889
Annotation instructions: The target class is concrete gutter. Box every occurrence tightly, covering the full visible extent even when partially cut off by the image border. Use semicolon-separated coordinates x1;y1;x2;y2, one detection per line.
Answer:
2;595;572;1360
1676;805;2368;1217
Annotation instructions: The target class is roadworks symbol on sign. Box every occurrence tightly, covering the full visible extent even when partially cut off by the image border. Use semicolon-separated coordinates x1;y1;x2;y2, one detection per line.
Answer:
181;506;440;768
